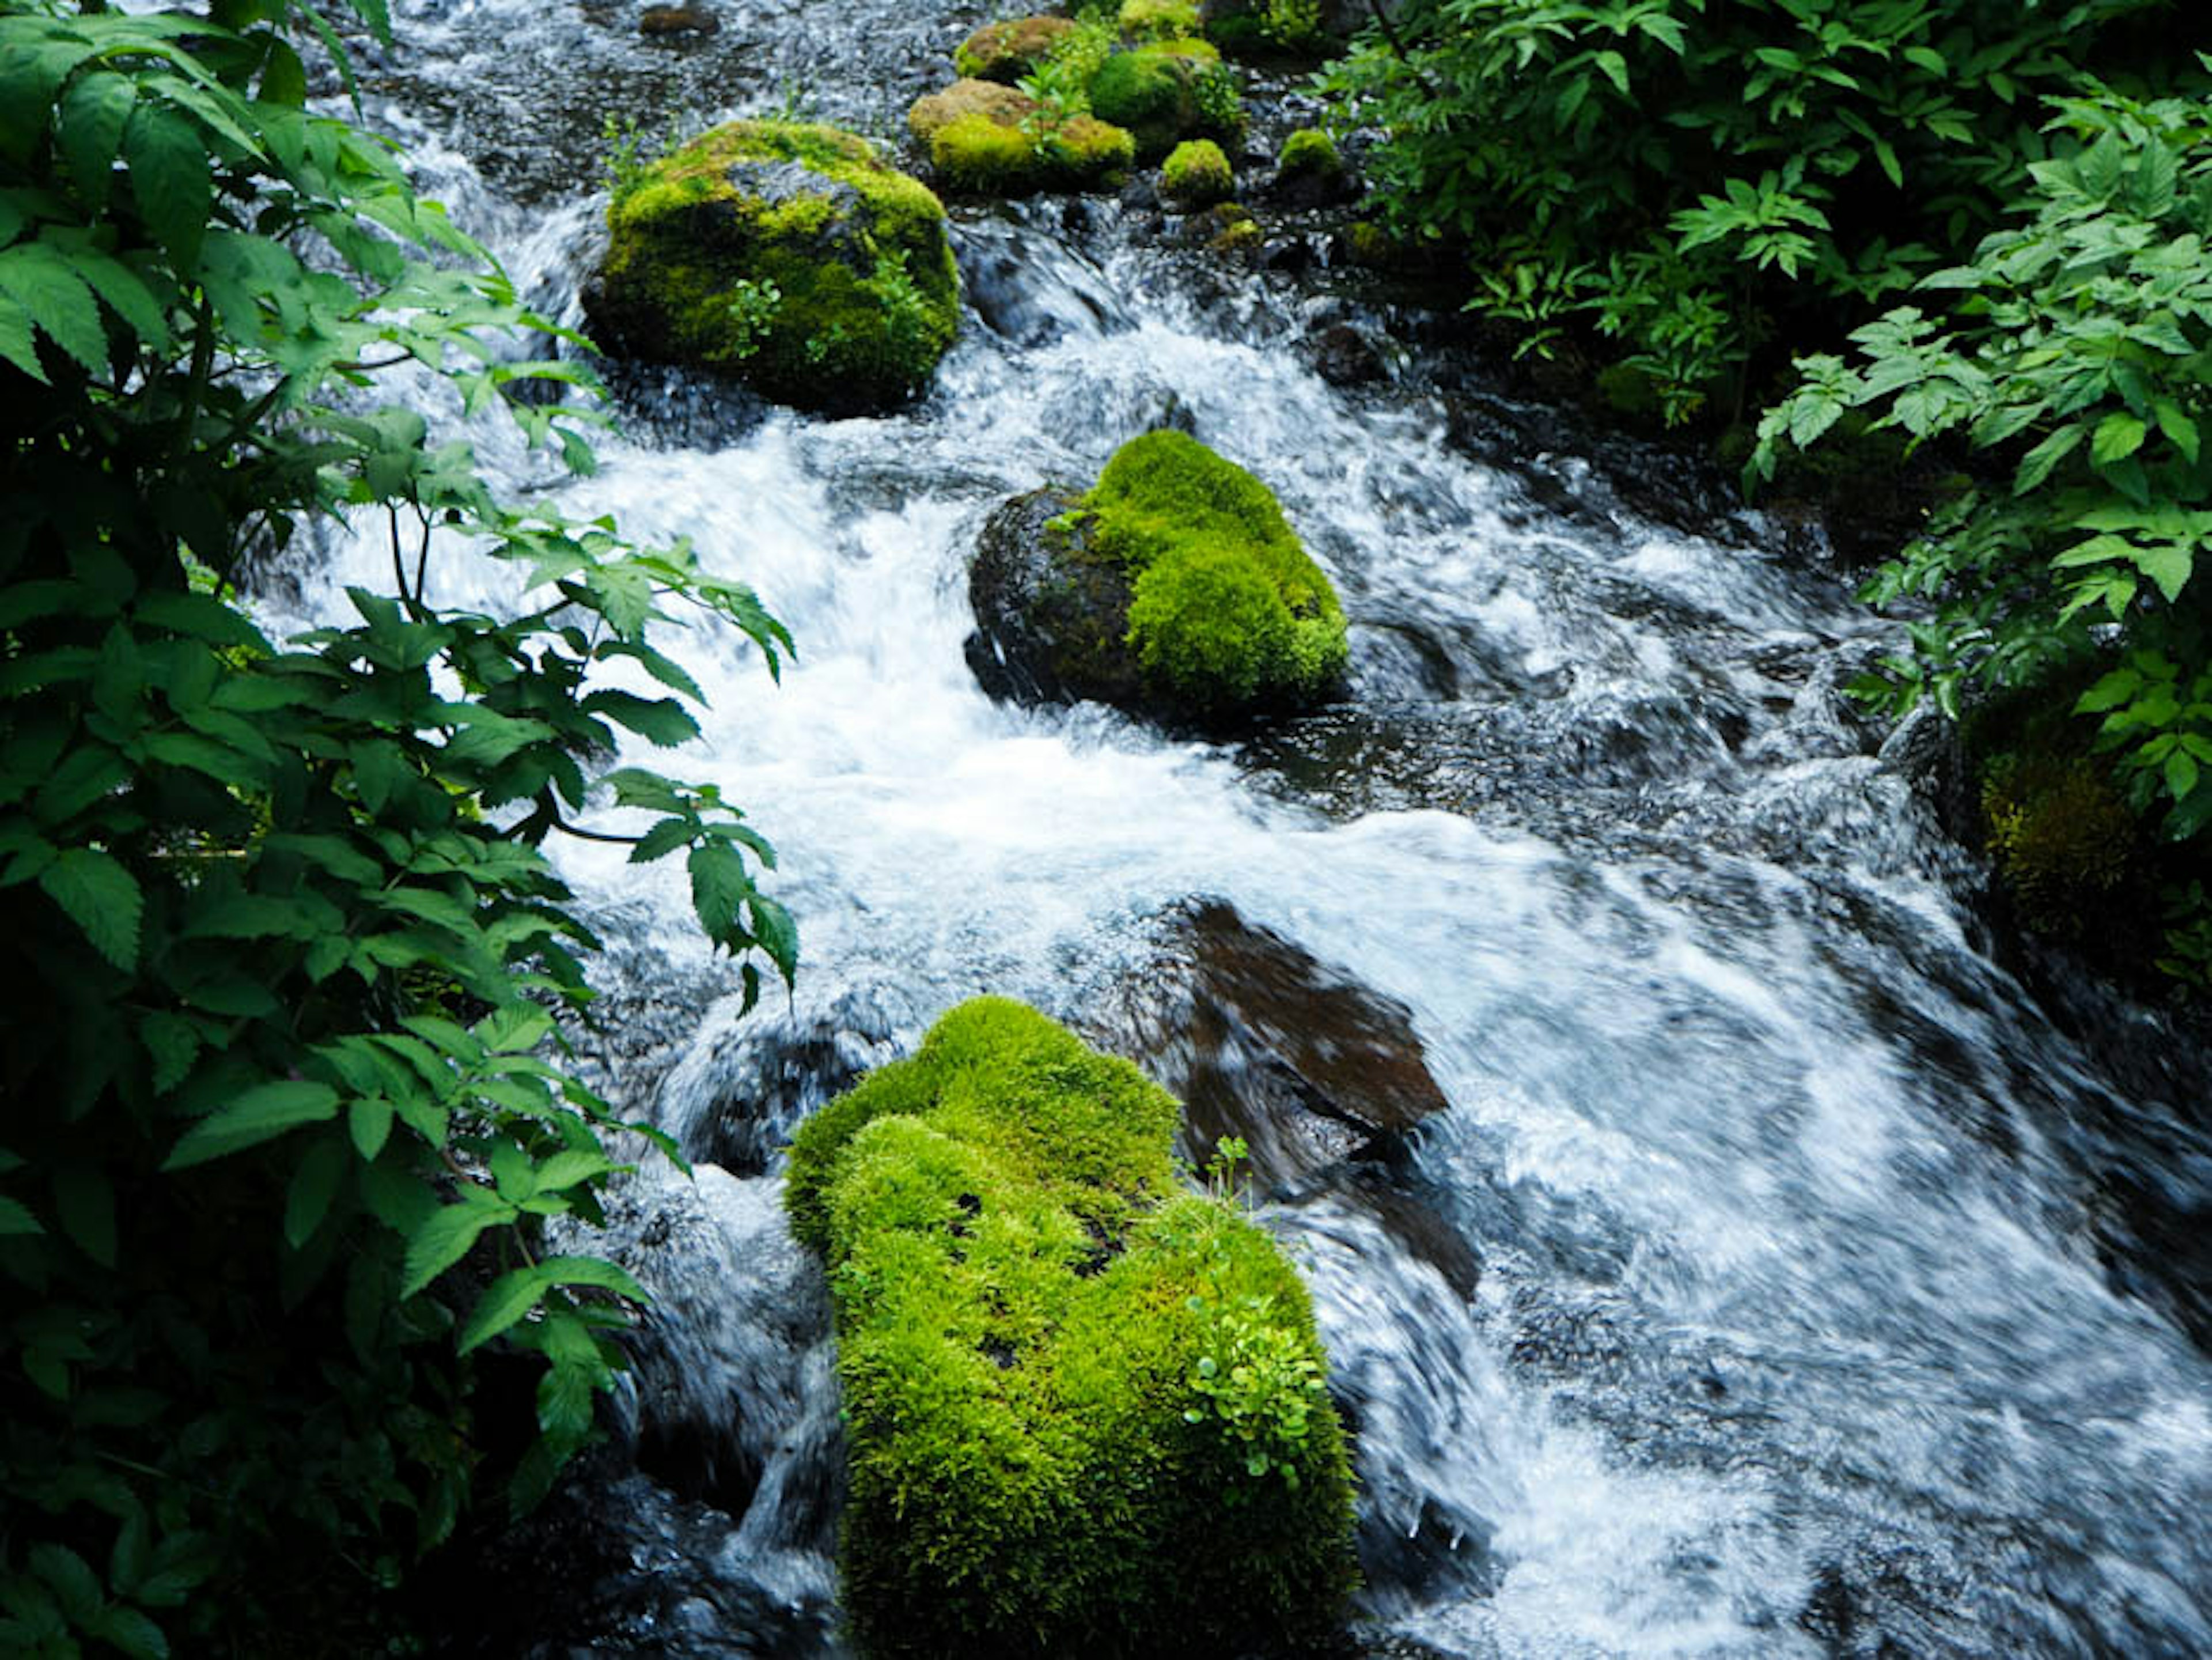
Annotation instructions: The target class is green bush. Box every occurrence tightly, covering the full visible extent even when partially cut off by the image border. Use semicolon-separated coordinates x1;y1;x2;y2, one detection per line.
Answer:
787;999;1357;1658
1160;137;1235;206
1755;83;2212;974
0;0;797;1648
1086;431;1347;715
1322;0;2202;422
592;121;959;411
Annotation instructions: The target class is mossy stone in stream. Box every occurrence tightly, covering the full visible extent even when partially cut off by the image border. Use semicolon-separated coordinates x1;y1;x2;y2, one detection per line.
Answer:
966;430;1346;725
954;14;1078;82
1160;137;1233;207
1088;41;1238;159
912;82;1137;196
786;997;1358;1658
588;120;959;413
1119;0;1203;37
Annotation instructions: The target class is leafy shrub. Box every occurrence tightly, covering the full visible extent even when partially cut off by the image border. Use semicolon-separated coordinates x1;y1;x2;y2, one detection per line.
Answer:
786;999;1357;1658
0;0;796;1648
1323;0;2201;421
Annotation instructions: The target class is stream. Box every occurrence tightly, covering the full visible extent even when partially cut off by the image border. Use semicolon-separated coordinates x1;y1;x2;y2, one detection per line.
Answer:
260;1;2212;1653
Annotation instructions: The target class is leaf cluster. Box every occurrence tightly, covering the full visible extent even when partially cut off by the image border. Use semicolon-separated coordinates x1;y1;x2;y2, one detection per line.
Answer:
1323;0;2199;419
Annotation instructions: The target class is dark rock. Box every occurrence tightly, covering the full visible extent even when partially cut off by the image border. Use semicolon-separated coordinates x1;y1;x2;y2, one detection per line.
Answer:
964;486;1145;710
1306;320;1384;387
1094;899;1452;1188
637;3;717;33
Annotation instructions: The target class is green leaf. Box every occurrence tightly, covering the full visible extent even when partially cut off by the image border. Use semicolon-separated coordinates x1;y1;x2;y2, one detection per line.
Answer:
283;1138;347;1247
581;690;699;747
125;102;211;273
349;1095;395;1160
38;847;142;970
537;1255;646;1299
0;1196;43;1235
2154;398;2200;464
2092;411;2147;466
2014;425;2083;494
688;840;752;948
459;1266;547;1353
2166;749;2200;803
0;242;109;377
2133;543;2192;604
58;71;135;213
0;292;42;381
402;1198;513;1298
163;1080;340;1170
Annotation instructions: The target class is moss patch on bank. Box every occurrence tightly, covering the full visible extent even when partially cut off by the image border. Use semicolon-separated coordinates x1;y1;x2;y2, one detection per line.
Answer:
1086;430;1347;715
787;997;1357;1658
590;120;959;413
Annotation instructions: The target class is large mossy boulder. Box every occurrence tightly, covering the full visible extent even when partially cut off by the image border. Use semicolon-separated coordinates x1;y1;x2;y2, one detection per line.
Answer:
588;121;960;414
968;430;1347;725
785;997;1357;1658
954;13;1078;82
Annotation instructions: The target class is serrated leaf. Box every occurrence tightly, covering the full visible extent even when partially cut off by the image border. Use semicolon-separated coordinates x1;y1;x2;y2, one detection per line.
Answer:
537;1255;646;1299
459;1266;547;1353
0;242;108;377
125;102;210;273
2154;397;2200;464
687;840;751;948
747;892;798;983
58;71;135;213
29;1544;102;1626
283;1137;347;1247
349;1095;393;1159
582;690;698;747
38;846;141;970
0;1196;43;1235
0;291;43;382
2092;411;2147;466
162;1079;339;1170
90;1604;169;1660
627;815;694;864
2133;542;2192;604
401;1197;512;1298
2014;425;2082;493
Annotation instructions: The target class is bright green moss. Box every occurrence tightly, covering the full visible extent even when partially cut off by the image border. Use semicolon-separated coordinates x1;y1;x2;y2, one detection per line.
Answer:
927;105;1136;196
953;13;1077;81
787;998;1357;1658
1277;126;1341;181
592;120;959;412
1088;43;1238;160
1119;0;1200;37
1083;430;1346;715
1159;137;1233;207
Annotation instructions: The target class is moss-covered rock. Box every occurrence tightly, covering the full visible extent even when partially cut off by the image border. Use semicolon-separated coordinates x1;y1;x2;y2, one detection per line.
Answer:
954;13;1078;81
907;77;1037;143
786;997;1358;1658
912;81;1137;196
1088;41;1238;159
1269;125;1352;207
967;430;1346;724
588;120;959;414
1980;753;2136;941
1119;0;1202;37
1159;137;1233;207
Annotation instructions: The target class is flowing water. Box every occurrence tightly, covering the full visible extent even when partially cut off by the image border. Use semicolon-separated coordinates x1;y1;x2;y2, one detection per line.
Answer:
263;2;2212;1653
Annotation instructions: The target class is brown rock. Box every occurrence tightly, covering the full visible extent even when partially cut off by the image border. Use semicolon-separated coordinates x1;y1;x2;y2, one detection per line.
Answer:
639;4;717;33
907;78;1039;144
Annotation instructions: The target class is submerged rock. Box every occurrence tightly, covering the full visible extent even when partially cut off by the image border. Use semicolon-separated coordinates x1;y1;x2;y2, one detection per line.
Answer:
785;997;1357;1657
965;429;1347;727
1098;900;1453;1187
586;120;959;414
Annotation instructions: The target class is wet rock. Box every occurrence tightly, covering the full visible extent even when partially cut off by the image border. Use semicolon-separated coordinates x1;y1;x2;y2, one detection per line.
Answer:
1306;319;1384;386
637;3;717;33
965;485;1145;710
1095;900;1452;1188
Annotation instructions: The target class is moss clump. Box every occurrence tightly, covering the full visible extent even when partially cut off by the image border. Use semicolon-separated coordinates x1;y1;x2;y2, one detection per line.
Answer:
954;13;1077;81
1119;0;1202;36
1982;754;2135;940
1160;137;1233;206
590;120;959;413
1277;126;1340;183
1088;43;1238;159
1087;430;1346;714
921;86;1137;197
908;77;1037;143
787;997;1357;1659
